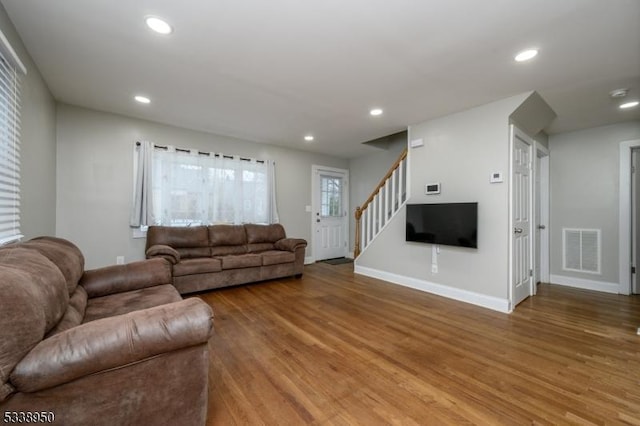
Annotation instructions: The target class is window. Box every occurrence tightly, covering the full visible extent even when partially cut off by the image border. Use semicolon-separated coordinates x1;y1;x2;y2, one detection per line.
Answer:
0;31;25;245
320;175;342;217
149;147;277;226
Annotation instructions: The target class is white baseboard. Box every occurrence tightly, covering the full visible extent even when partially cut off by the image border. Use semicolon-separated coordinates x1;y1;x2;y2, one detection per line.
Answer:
550;274;619;294
354;265;511;313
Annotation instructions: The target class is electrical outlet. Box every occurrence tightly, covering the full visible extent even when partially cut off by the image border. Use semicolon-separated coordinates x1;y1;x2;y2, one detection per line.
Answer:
116;256;125;265
431;264;438;274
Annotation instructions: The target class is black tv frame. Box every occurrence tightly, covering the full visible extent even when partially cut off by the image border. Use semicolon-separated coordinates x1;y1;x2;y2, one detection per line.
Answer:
405;202;478;248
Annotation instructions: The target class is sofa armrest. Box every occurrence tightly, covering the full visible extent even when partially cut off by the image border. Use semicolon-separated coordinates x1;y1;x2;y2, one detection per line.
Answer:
274;238;307;252
10;299;214;393
80;258;172;298
146;244;180;265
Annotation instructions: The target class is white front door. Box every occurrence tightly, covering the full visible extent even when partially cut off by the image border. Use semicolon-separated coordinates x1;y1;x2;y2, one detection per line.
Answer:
511;126;533;307
312;167;348;261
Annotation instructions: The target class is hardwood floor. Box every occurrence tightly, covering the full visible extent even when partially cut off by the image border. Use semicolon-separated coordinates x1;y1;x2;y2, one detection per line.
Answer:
197;263;640;425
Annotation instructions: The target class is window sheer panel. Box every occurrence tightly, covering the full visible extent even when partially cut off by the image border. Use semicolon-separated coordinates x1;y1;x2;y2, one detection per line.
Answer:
150;148;275;226
0;48;23;245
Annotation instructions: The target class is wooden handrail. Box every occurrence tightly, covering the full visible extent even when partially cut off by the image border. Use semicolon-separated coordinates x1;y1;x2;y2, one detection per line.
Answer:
360;148;407;213
354;148;408;258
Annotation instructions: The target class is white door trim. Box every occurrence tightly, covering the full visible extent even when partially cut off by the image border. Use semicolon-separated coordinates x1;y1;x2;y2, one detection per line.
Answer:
508;124;534;310
619;139;640;295
311;165;349;263
534;142;550;286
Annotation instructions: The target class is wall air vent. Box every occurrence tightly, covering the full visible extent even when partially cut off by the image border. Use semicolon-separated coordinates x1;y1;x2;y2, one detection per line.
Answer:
563;228;601;274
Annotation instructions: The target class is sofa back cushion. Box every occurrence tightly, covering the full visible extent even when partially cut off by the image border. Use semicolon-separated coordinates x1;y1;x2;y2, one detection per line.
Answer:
21;237;85;295
244;224;286;244
208;225;247;256
146;226;211;259
45;286;88;338
244;224;285;253
0;248;68;401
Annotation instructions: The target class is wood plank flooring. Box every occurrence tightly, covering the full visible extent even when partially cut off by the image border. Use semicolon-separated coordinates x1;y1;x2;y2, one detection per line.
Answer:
196;263;640;425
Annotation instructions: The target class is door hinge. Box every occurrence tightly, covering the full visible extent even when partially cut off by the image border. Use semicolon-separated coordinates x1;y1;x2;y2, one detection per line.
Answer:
632;266;636;274
529;269;533;277
632;166;636;173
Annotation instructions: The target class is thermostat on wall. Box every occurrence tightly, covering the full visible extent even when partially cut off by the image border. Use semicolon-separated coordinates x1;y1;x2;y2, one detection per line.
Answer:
425;183;441;195
490;172;503;183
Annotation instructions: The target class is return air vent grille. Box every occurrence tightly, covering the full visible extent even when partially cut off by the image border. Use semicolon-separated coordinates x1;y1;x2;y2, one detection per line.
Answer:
563;228;601;274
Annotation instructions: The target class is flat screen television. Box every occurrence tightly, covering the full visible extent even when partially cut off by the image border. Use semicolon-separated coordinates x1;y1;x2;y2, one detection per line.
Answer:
406;202;478;248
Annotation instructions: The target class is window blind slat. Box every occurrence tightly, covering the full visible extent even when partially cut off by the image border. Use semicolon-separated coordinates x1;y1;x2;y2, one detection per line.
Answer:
0;42;22;245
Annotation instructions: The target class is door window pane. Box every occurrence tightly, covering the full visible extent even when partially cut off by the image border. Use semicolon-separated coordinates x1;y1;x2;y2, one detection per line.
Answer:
320;176;342;217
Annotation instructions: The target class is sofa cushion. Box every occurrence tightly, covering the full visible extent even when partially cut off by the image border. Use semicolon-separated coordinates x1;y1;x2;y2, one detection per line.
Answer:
217;254;262;270
21;237;85;295
46;286;88;338
176;247;211;259
261;250;296;266
146;226;209;260
83;285;181;323
209;225;247;246
247;243;275;253
245;224;286;244
0;248;68;401
173;258;222;277
210;245;247;256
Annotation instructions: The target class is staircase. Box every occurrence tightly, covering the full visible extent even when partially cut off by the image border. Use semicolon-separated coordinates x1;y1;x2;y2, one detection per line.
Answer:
354;148;408;258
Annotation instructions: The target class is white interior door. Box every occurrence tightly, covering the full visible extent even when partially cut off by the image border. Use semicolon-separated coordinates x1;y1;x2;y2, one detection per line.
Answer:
535;156;541;284
633;149;640;294
511;127;533;307
312;167;348;261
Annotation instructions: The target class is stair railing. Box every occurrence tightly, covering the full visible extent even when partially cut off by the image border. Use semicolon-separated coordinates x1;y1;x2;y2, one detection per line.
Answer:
354;148;408;258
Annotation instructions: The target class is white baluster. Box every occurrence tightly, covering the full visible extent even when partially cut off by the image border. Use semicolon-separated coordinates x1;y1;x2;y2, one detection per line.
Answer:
361;210;366;250
385;179;390;222
398;160;404;209
391;168;397;214
378;189;383;230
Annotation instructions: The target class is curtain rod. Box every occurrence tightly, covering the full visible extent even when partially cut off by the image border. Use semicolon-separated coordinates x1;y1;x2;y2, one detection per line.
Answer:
136;141;264;163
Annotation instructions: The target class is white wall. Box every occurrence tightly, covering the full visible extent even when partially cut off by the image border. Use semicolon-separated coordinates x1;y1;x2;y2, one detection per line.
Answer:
356;93;530;309
549;121;640;288
56;104;347;268
0;4;57;239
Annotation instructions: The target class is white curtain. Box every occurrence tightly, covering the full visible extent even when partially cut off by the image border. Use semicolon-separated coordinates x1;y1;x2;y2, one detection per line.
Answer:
147;145;279;226
129;141;154;227
267;160;279;223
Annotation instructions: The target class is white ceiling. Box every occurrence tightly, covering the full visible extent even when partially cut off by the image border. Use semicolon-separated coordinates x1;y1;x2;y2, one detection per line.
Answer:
2;0;639;158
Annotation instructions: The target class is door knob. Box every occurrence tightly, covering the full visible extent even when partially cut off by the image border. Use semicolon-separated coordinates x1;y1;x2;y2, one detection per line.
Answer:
316;219;320;223
538;225;546;230
514;227;523;234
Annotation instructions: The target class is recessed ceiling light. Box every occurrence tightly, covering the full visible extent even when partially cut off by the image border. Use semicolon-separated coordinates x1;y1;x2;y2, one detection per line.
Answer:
304;135;314;142
134;95;151;104
610;88;629;99
514;48;538;62
620;101;639;109
370;108;383;116
145;16;173;35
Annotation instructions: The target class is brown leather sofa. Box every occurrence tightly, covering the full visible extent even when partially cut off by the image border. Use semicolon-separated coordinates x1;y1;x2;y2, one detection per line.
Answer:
0;237;214;426
145;223;307;294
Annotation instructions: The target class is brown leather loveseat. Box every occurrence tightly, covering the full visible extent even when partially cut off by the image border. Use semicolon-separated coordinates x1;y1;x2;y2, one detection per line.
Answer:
0;237;213;426
145;223;307;294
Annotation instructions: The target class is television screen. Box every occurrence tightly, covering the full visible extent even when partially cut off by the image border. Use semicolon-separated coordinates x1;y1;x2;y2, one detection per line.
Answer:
406;203;478;248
